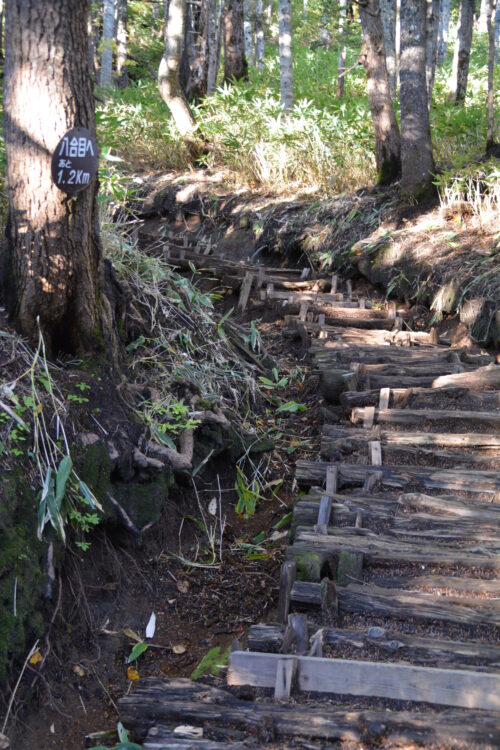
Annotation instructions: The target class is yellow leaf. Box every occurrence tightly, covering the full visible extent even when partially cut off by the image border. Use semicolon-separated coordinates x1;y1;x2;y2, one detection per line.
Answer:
29;651;43;666
36;403;43;414
127;666;140;681
123;628;142;642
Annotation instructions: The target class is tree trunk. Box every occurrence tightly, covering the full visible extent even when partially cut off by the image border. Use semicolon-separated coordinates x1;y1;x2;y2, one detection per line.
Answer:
153;0;160;20
278;0;294;109
436;0;451;66
380;0;397;99
158;0;197;137
254;0;264;68
337;0;347;98
243;0;253;62
206;0;219;92
478;0;489;31
425;0;440;104
358;0;401;185
0;0;4;60
3;0;104;354
486;0;496;151
450;0;476;104
224;0;247;81
494;1;500;64
100;0;115;87
180;0;208;101
116;0;128;88
400;0;435;197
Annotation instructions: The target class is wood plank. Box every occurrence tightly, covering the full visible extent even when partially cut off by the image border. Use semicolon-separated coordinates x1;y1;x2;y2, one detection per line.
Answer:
322;423;500;449
295;460;500;494
374;574;500;596
352;407;500;427
398;492;500;521
228;651;500;710
237;271;253;311
277;561;296;625
434;364;500;389
289;528;500;569
118;678;500;746
292;493;396;529
340;385;500;409
144;728;246;750
248;623;500;669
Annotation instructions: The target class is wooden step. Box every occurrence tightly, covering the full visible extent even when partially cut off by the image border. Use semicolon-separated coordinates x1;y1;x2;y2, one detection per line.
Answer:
227;651;500;710
118;678;500;747
323;424;500;450
352;406;500;428
340;385;500;409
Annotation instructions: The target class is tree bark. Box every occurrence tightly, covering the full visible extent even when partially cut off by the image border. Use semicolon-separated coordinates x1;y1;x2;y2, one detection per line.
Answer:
278;0;294;109
425;0;440;104
358;0;401;185
436;0;451;66
100;0;115;87
180;0;209;101
254;0;264;68
450;0;476;104
380;0;397;99
478;0;489;31
486;0;496;151
224;0;247;81
400;0;435;197
158;0;197;137
0;0;4;60
206;0;219;92
116;0;128;88
337;0;347;98
494;0;500;63
3;0;104;354
243;0;253;62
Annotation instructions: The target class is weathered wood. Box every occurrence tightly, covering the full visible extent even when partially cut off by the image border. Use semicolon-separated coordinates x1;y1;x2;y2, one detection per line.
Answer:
274;657;297;699
398;492;500;521
351;362;465;377
352;406;500;428
319;369;358;402
118;678;500;746
379;387;390;410
144;728;246;750
289;527;500;569
392;515;499;543
228;651;500;710
292;493;396;529
237;271;254;311
248;623;500;669
313;345;455;363
323;423;500;450
340;385;500;409
433;364;500;389
269;289;355;305
291;579;338;616
295;460;500;494
277;560;296;624
375;574;500;596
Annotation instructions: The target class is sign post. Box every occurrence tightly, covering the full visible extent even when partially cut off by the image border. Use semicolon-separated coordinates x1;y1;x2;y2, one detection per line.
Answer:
51;127;98;195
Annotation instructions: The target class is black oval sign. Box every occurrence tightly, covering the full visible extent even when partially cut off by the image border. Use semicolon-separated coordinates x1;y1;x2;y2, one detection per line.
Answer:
51;127;99;196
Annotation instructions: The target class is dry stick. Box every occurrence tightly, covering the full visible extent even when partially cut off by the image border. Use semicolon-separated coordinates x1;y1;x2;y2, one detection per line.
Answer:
2;641;39;734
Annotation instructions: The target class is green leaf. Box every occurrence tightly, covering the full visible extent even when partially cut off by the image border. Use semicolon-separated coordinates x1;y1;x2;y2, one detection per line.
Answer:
117;722;129;743
55;455;73;508
79;481;103;512
127;641;148;663
46;491;66;544
276;401;307;414
190;646;230;681
274;512;292;530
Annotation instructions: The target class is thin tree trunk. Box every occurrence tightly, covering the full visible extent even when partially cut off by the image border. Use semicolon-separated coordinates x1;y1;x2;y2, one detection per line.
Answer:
181;0;208;101
494;1;500;63
437;0;452;66
278;0;294;109
425;0;440;104
116;0;128;88
400;0;435;197
486;0;496;150
100;0;115;87
254;0;264;68
88;3;97;76
207;0;219;92
478;0;489;31
358;0;401;184
337;0;347;98
243;0;253;62
450;0;476;104
224;0;248;81
380;0;397;99
3;0;104;353
215;0;225;81
158;0;197;137
0;0;4;60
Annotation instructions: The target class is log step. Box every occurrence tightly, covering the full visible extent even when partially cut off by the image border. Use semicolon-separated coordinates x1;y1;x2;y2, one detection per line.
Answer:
352;406;500;427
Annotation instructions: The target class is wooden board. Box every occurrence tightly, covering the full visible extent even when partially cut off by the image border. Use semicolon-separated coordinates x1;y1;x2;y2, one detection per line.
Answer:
323;423;500;449
227;651;500;710
352;406;500;427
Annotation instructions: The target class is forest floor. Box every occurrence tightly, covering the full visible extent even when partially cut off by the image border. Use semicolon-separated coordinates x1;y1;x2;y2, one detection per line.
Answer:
3;168;500;749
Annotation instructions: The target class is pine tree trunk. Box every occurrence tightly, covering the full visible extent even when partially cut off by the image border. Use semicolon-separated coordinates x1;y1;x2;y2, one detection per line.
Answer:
436;0;451;66
206;0;219;92
224;0;247;81
158;0;197;137
359;0;401;184
494;1;500;63
100;0;115;87
486;0;496;150
478;0;489;32
380;0;397;99
116;0;128;88
425;0;440;103
254;0;264;68
400;0;435;197
337;0;347;98
243;0;253;62
3;0;104;353
450;0;476;104
278;0;294;109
